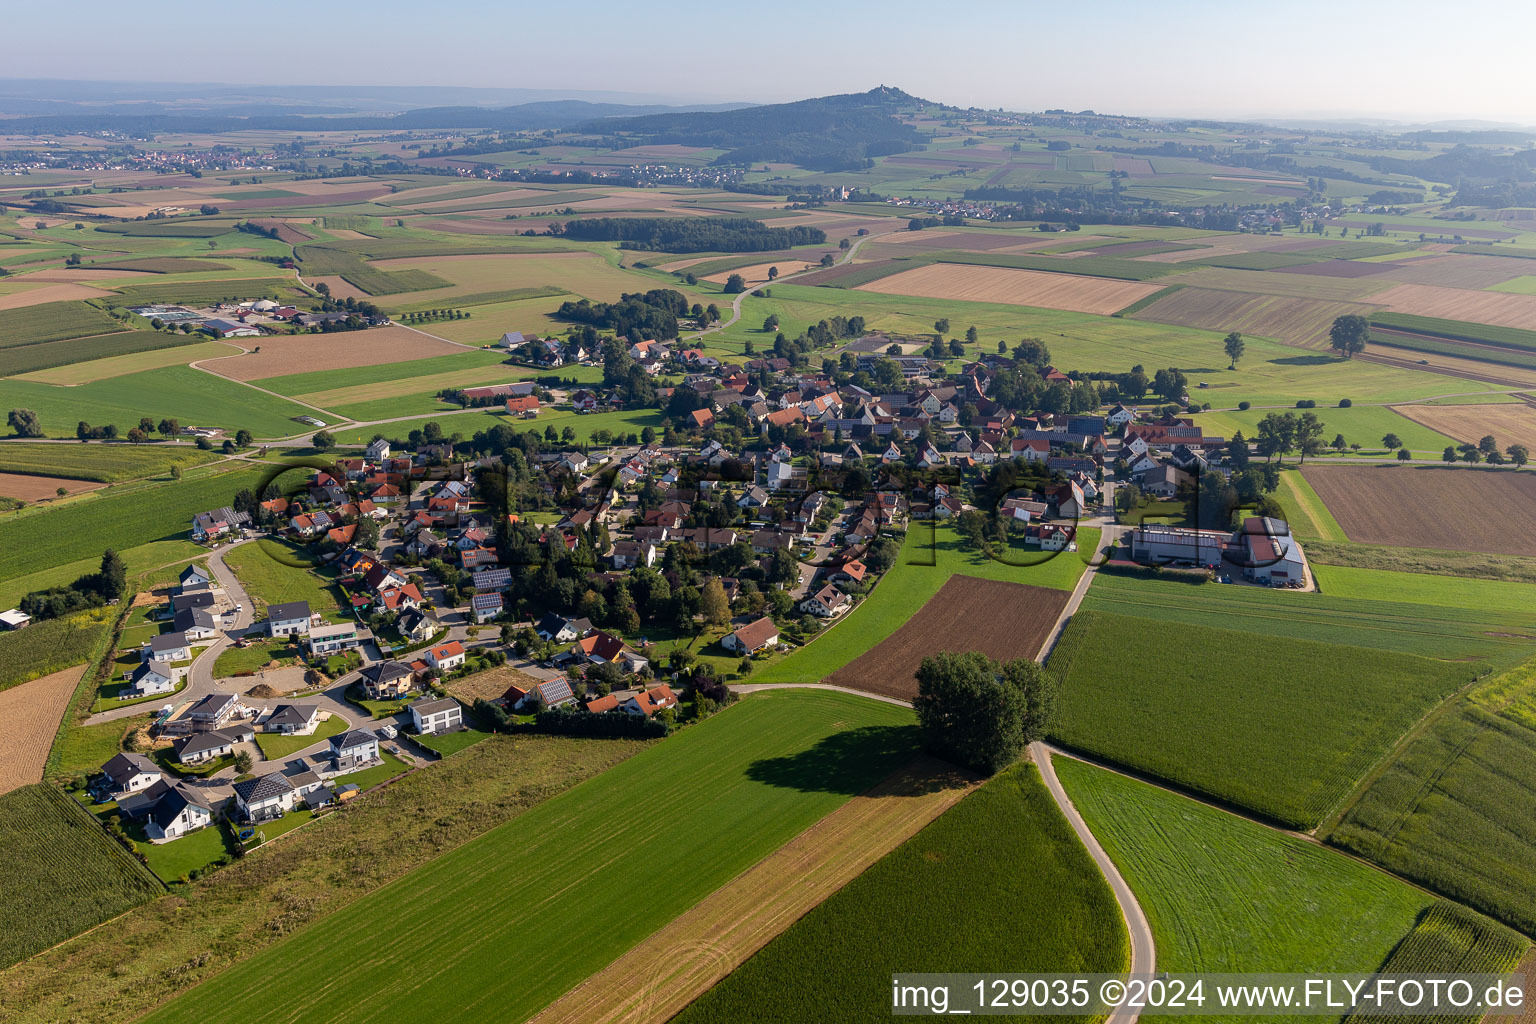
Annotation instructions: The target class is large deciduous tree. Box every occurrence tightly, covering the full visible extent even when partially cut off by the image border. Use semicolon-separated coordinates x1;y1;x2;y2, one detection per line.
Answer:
913;651;1057;776
1329;315;1370;359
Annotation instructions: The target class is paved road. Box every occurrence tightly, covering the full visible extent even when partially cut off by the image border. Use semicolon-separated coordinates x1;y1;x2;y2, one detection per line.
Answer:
1032;741;1155;1024
729;681;1154;1016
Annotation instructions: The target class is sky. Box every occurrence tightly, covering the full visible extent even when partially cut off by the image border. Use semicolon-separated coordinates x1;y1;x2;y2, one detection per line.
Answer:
10;0;1536;124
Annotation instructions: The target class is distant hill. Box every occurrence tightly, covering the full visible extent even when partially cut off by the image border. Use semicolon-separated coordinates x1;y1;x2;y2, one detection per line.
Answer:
581;86;931;172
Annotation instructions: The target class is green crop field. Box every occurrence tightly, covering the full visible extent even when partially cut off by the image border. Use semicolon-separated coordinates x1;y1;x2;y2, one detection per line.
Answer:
334;405;665;445
222;539;350;620
1370;312;1536;353
1342;904;1527;1024
1194;405;1459;454
0;443;221;483
1303;538;1536;585
142;690;918;1024
250;348;509;396
295;245;451;295
1049;609;1476;827
0;607;114;691
0;784;163;970
0;465;264;581
88;258;231;274
673;763;1127;1024
0;300;120;348
0;329;207;378
1055;756;1438;1008
752;522;1096;685
105;277;303;308
0;364;322;438
1081;572;1536;664
0;539;204;613
1310;563;1536;613
1328;658;1536;936
95;219;239;238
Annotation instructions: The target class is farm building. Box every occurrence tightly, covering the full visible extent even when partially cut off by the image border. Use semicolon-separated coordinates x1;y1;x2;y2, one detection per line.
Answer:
203;318;263;338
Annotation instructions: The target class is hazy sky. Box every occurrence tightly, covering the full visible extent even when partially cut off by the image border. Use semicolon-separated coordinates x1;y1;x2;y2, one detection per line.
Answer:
12;0;1536;123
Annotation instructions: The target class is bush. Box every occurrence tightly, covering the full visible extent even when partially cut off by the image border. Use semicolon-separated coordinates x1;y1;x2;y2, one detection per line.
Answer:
1338;398;1353;408
1238;401;1251;411
1296;399;1316;409
535;707;671;738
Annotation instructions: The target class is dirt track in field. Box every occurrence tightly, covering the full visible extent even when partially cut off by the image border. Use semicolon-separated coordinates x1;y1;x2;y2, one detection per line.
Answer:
826;576;1070;701
527;755;977;1024
855;262;1162;315
1303;464;1536;555
0;666;87;795
197;324;465;380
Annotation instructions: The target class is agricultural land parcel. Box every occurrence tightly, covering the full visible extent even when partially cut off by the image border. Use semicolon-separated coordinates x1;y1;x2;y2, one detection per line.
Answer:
1329;657;1536;936
141;691;918;1024
1054;756;1494;1024
0;667;88;795
0;609;114;691
0;784;163;970
0;443;222;482
1048;608;1480;827
671;763;1128;1024
1303;465;1536;555
1391;402;1536;452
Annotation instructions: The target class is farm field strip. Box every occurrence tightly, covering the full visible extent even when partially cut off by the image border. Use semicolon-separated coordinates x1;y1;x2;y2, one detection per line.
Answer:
0;443;223;483
140;691;918;1024
1303;465;1536;556
12;341;241;384
824;576;1068;701
194;325;468;382
1373;283;1536;330
530;755;978;1024
855;262;1164;314
1390;402;1536;452
0;667;87;795
1049;608;1479;827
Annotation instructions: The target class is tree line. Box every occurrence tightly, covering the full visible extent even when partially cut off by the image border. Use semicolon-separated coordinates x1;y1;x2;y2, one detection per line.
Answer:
554;217;826;253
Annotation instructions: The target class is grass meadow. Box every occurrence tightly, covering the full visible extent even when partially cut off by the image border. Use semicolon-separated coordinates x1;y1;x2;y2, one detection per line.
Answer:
751;522;1096;685
1328;658;1536;936
141;690;918;1024
0;465;264;582
0;784;163;970
221;539;351;620
333;405;664;444
1048;609;1476;827
1193;404;1459;454
0;443;222;483
672;763;1127;1024
1055;757;1438;1016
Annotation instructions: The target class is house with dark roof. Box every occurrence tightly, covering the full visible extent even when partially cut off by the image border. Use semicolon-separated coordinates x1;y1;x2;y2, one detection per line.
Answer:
359;660;415;700
145;784;215;841
262;704;321;736
471;591;504;623
535;614;591;643
233;770;323;822
173;725;252;765
512;677;575;711
330;729;381;772
267;601;313;637
91;752;163;802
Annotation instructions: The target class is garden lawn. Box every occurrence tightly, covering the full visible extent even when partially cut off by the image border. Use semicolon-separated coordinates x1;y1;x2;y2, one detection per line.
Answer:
333;752;409;790
142;690;917;1024
1048;609;1476;827
752;522;1096;685
0;365;324;438
1055;756;1434;1023
0;465;264;582
414;727;493;757
212;639;301;678
136;822;234;884
254;714;349;760
221;539;350;620
672;762;1127;1024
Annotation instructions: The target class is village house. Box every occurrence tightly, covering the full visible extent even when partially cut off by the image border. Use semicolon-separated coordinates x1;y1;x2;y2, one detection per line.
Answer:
267;600;313;637
91;753;163;802
233;770;325;823
172;724;253;766
330;729;381;773
424;640;466;673
143;785;215;841
799;584;851;618
536;614;592;643
262;703;321;735
358;660;415;700
512;677;576;711
471;591;504;623
722;616;779;655
409;696;463;735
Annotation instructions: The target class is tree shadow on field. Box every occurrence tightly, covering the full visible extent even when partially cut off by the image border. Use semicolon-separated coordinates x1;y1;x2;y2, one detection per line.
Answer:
745;724;969;796
1268;354;1341;366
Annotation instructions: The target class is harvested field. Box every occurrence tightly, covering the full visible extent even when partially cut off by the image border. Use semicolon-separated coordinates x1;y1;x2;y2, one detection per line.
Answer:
248;219;311;245
1303;465;1536;555
1374;254;1525;289
0;473;104;501
0;666;87;795
1374;283;1536;329
825;576;1068;701
307;275;368;301
1134;287;1381;348
445;664;547;704
0;282;114;309
702;260;818;286
1391;403;1536;453
195;325;466;381
1365;343;1536;388
1176;266;1394;301
529;755;976;1024
855;263;1161;315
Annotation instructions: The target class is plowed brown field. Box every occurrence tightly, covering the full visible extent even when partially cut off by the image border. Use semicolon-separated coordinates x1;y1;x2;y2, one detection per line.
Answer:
1302;464;1536;555
825;576;1069;700
855;263;1161;315
0;665;86;794
527;755;976;1024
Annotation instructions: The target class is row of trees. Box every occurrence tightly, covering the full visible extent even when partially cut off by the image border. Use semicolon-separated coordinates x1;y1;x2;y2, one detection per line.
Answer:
555;217;826;253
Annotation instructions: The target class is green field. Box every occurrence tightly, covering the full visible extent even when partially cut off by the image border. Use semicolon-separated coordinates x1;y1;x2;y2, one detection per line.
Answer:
0;443;221;483
1310;562;1536;613
0;607;114;691
1342;904;1527;1024
1193;405;1458;453
295;244;451;295
0;300;120;348
673;763;1127;1024
1370;312;1536;353
1303;538;1536;586
104;277;304;308
1081;571;1536;664
0;465;264;581
333;405;665;446
222;539;351;620
1049;608;1476;827
142;690;918;1024
0;784;163;970
752;522;1096;685
0;329;210;377
1328;658;1536;936
0;365;325;438
1273;467;1348;541
0;538;205;612
251;348;509;397
1055;757;1437;1016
